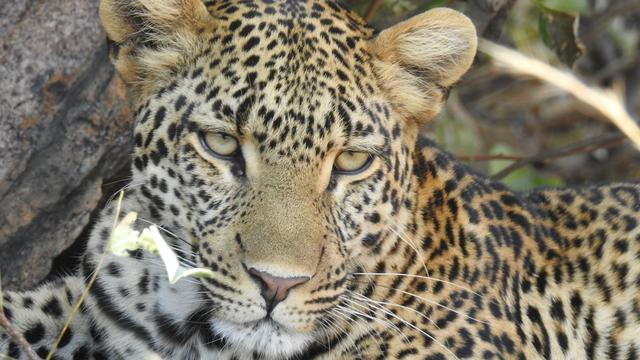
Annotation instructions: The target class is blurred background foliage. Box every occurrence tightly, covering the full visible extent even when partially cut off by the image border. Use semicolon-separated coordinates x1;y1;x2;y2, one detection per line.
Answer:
345;0;640;190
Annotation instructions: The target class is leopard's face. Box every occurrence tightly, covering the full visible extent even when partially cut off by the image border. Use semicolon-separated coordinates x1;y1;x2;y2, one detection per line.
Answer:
101;0;476;357
133;4;407;356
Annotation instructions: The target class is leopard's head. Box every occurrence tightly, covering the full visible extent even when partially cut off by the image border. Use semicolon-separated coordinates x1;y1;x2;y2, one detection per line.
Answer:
100;0;476;357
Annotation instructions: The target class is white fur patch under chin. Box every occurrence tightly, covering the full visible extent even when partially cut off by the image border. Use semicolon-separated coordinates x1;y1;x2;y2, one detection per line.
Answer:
212;319;313;359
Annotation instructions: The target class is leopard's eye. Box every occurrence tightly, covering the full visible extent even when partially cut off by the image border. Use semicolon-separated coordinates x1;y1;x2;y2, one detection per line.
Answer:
334;151;373;174
199;131;239;158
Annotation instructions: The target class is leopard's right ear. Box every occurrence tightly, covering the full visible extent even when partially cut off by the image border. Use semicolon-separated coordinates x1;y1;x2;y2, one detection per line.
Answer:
370;8;477;124
99;0;211;93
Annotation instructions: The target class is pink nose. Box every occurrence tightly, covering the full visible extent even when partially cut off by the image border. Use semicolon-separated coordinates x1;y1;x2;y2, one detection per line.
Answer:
248;268;310;312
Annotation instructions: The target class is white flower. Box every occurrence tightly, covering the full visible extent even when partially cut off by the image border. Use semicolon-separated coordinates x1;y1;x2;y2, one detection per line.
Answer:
108;212;215;284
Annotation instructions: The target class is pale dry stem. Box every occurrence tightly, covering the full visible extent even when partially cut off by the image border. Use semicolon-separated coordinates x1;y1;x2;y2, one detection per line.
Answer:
45;192;125;360
479;39;640;150
0;275;37;360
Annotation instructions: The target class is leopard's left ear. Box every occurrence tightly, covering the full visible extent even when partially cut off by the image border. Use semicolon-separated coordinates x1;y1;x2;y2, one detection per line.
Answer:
371;8;477;123
99;0;212;95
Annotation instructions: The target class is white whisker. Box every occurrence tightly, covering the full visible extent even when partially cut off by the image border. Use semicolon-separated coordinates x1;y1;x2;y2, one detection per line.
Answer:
388;225;431;280
347;290;441;330
351;280;489;325
344;297;459;360
350;272;490;303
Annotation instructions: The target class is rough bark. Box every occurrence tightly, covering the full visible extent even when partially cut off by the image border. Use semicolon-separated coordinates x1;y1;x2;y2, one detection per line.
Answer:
0;0;132;290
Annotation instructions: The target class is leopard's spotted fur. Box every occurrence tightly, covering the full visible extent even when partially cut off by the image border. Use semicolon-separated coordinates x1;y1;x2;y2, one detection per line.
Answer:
2;1;639;359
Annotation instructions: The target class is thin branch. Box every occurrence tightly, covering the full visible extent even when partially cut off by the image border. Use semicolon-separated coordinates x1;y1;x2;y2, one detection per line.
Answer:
479;39;640;149
592;57;640;84
0;314;37;360
447;90;484;127
580;1;640;45
491;133;626;180
45;257;105;360
364;0;384;22
46;191;125;360
0;276;38;360
457;154;523;161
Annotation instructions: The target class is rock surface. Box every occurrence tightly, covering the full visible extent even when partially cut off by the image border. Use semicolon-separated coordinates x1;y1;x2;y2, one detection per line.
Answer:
0;0;132;290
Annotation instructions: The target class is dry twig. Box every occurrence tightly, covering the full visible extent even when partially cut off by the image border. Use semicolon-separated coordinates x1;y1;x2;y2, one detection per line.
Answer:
490;133;625;179
45;192;125;360
479;39;640;149
457;154;523;161
364;0;384;22
0;276;38;360
580;1;640;44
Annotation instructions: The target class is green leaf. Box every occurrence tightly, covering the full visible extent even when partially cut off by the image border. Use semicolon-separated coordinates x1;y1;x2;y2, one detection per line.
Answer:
536;0;588;14
501;168;564;191
424;0;447;10
487;144;516;175
487;144;564;191
537;7;585;66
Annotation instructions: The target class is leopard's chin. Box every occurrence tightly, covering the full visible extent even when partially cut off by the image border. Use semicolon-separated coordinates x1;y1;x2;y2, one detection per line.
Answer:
212;318;313;359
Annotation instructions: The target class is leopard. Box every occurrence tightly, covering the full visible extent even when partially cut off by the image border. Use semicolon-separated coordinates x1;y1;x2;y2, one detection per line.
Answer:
2;0;640;359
